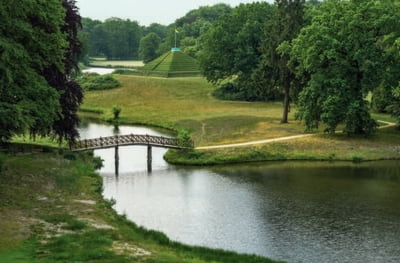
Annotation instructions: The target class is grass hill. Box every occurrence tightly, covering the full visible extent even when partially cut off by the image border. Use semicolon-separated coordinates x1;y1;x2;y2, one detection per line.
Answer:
140;50;201;77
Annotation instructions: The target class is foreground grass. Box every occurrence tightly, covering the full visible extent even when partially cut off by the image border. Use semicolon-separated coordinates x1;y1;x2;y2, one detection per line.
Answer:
0;147;280;263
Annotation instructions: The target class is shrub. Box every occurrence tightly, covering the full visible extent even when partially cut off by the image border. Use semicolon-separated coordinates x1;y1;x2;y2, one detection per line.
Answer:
77;73;121;91
112;105;122;120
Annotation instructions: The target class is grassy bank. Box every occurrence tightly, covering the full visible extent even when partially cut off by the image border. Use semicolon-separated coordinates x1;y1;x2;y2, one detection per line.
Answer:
81;75;400;164
0;146;280;263
165;126;400;165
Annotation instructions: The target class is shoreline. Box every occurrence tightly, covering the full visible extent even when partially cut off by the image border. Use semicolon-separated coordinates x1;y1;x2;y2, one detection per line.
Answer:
0;148;280;263
78;112;400;166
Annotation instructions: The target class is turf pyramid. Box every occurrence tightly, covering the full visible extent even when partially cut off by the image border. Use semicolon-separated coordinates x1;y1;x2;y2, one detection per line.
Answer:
140;50;201;77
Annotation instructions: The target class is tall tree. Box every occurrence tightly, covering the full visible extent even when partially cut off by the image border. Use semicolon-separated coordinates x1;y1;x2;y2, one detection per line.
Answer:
199;2;275;100
0;0;83;144
289;0;400;135
258;0;305;123
43;0;84;144
139;33;161;63
0;0;65;142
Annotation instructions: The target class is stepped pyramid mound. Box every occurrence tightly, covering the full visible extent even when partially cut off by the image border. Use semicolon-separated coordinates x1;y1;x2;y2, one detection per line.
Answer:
140;50;201;77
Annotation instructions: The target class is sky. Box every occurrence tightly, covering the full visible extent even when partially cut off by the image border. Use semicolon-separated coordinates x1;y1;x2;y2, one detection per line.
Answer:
76;0;274;26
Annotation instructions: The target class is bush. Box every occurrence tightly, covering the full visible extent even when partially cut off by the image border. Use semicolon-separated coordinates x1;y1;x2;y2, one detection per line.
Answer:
77;73;121;91
112;105;122;120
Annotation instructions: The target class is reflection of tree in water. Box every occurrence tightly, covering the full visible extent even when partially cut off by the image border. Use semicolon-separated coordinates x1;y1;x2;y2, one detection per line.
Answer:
113;124;120;135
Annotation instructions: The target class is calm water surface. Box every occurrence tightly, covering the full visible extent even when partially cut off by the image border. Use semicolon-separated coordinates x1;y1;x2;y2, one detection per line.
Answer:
78;123;400;263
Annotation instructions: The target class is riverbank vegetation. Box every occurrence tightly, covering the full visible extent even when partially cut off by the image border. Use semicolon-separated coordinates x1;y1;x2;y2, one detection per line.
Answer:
0;147;279;263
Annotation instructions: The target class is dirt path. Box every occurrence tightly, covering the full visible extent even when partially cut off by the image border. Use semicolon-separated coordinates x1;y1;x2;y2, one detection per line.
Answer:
196;120;397;150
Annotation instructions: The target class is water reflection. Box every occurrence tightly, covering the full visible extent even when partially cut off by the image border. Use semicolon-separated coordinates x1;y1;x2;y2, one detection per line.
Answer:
78;123;400;263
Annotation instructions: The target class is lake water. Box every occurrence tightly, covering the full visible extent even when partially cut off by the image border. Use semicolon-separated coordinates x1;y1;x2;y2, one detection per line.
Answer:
78;122;400;263
82;67;115;75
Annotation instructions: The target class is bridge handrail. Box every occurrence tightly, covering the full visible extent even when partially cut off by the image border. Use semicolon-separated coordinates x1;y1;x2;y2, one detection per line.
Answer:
70;134;193;151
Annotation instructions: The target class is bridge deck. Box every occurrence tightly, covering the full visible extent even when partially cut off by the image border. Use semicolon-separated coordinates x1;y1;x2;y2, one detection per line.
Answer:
71;134;193;151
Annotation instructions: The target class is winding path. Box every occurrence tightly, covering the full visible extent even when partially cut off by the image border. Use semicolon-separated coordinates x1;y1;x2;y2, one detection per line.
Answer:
196;120;397;150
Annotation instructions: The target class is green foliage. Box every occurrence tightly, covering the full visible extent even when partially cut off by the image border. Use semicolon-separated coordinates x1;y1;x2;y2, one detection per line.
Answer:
177;129;193;148
387;87;400;125
112;105;122;120
139;32;162;63
0;0;83;144
290;0;400;135
159;4;232;57
199;2;275;101
0;0;66;142
372;85;394;113
78;73;121;91
81;17;142;59
212;81;281;102
257;0;306;123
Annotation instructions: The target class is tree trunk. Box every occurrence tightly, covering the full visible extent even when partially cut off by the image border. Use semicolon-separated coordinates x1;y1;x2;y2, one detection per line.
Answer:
281;81;290;124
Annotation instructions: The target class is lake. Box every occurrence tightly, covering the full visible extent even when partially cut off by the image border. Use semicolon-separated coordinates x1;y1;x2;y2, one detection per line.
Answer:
78;122;400;263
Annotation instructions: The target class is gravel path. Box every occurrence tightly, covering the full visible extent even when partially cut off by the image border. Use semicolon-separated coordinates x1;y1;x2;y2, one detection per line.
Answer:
196;120;397;150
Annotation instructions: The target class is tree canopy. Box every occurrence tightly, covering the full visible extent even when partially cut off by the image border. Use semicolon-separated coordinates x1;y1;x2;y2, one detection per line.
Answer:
199;2;275;94
258;0;306;123
0;0;83;143
139;32;162;63
289;0;400;135
80;17;142;60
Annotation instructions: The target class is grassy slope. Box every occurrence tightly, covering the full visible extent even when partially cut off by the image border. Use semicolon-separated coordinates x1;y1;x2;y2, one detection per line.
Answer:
0;148;279;263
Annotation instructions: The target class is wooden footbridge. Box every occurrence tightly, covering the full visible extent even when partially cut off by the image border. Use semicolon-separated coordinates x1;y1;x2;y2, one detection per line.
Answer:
70;134;193;173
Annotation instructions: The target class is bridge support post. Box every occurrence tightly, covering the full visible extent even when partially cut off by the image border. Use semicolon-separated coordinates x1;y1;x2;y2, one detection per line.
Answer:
147;145;152;173
115;146;119;176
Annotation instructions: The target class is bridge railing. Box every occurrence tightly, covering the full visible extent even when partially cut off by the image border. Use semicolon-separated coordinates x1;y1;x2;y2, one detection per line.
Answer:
70;134;194;151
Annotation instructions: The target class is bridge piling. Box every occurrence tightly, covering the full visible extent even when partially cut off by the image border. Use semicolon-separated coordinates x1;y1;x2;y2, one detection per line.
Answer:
115;145;119;176
147;145;152;173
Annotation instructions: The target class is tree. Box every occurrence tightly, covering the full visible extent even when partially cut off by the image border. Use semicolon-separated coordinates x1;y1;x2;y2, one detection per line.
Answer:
143;23;168;39
139;33;161;63
0;0;66;142
289;0;400;135
258;0;306;123
199;3;275;100
45;0;84;144
159;4;232;58
0;0;83;144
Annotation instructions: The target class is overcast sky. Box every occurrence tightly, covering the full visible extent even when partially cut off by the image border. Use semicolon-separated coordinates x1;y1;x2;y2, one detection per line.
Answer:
76;0;274;26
